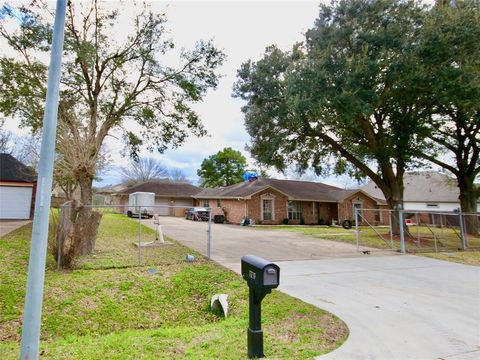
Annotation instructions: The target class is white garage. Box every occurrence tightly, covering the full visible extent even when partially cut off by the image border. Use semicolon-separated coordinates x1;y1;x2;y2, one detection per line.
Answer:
0;185;33;219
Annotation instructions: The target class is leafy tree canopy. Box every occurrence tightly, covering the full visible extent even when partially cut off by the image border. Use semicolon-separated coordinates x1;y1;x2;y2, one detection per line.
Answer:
234;0;429;209
415;0;480;233
197;147;247;187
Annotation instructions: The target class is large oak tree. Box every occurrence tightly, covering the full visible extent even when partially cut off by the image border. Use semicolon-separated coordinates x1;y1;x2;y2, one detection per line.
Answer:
416;0;480;234
234;0;428;218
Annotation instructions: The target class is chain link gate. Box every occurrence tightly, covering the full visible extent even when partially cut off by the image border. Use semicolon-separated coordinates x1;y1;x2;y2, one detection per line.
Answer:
355;208;480;254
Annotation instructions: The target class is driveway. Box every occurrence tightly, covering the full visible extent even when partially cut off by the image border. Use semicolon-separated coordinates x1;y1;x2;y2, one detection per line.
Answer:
146;217;385;270
280;256;480;360
146;217;480;360
0;220;31;237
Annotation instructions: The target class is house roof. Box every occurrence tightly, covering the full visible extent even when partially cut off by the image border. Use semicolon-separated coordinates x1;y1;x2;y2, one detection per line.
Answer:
0;153;36;182
195;178;378;203
361;171;463;203
121;181;201;197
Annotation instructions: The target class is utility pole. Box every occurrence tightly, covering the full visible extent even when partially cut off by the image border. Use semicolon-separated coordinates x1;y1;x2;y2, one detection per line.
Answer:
20;1;67;358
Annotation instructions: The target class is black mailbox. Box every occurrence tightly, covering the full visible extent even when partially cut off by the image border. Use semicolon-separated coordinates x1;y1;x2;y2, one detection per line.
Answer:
241;255;280;358
242;255;280;290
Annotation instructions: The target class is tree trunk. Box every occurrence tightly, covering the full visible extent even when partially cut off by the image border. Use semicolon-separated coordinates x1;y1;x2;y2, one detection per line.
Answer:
458;175;479;236
73;175;102;255
55;175;102;268
386;193;404;236
379;165;405;236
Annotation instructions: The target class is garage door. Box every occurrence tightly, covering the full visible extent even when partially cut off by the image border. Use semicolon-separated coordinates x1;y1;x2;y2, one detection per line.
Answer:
174;198;194;217
154;198;170;216
0;186;33;219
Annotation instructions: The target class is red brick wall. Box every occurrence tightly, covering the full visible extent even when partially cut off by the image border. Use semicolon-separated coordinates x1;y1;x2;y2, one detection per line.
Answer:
247;189;289;225
339;193;387;225
194;198;246;224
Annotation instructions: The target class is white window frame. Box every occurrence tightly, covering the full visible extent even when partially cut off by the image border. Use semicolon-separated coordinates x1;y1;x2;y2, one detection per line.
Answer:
288;201;302;221
260;193;275;221
352;201;363;220
203;199;210;208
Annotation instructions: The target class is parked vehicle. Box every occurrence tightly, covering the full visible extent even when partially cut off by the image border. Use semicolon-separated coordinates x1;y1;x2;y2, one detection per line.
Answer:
127;192;155;218
185;207;209;221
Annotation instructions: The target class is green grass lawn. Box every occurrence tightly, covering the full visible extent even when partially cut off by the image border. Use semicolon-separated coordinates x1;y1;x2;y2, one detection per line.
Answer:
255;225;480;265
0;213;348;359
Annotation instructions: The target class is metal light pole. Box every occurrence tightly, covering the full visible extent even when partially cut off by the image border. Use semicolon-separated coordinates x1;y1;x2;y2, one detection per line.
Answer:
20;1;67;359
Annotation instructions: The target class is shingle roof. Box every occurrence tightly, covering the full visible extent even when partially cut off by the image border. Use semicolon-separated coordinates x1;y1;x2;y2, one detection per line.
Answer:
361;171;462;203
121;181;201;197
195;178;362;202
0;153;36;182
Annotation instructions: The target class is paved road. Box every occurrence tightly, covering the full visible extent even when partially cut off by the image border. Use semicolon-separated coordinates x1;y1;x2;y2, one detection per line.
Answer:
0;220;31;237
146;217;480;360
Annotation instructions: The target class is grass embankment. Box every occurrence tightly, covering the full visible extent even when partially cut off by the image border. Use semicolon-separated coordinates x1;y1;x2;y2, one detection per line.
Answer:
420;251;480;266
0;213;348;359
257;225;480;265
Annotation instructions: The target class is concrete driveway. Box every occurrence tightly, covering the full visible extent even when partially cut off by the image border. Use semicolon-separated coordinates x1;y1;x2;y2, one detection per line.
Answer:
147;217;480;360
280;256;480;360
146;217;385;270
0;220;31;237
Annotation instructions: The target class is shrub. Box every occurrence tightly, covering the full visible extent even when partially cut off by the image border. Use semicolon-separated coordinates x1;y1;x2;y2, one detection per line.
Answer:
300;217;305;225
282;218;289;225
318;217;325;225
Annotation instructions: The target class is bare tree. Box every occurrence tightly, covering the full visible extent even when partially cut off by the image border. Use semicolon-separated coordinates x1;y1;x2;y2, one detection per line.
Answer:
119;157;168;183
0;121;13;154
169;168;190;183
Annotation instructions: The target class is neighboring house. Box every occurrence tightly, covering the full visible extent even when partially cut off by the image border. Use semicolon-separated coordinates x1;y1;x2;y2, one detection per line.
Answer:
194;178;386;225
0;153;37;219
361;171;480;213
102;181;201;216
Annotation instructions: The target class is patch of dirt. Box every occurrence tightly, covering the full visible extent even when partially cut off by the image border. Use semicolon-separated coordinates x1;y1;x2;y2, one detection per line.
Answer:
317;314;349;347
0;318;22;341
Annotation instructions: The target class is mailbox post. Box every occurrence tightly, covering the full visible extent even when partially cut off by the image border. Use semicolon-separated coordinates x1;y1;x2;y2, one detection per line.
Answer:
241;255;280;358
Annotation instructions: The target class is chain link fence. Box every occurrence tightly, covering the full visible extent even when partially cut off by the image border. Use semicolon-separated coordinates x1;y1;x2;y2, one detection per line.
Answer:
54;203;212;269
355;208;480;253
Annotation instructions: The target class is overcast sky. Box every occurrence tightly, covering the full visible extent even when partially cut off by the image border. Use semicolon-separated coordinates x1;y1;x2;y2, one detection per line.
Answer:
4;0;360;188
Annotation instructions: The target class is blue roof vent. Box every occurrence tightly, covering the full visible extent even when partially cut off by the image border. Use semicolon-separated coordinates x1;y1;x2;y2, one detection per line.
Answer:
243;171;259;182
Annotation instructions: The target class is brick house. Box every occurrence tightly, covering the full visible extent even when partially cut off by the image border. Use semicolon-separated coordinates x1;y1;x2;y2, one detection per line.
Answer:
99;181;200;216
194;178;386;225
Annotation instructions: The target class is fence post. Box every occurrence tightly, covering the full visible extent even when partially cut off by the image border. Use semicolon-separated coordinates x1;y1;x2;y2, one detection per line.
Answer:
458;210;466;250
355;208;359;252
415;212;420;245
389;211;393;248
138;206;142;265
398;205;406;254
432;214;438;252
56;221;62;271
207;209;212;259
